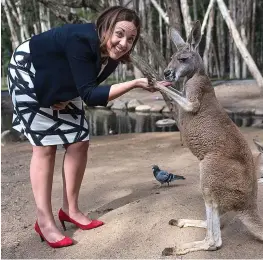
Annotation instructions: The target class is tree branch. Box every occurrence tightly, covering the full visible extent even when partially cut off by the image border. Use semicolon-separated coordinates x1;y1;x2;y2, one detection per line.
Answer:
36;0;88;23
150;0;169;24
61;0;105;12
201;0;215;35
140;32;167;70
216;0;263;95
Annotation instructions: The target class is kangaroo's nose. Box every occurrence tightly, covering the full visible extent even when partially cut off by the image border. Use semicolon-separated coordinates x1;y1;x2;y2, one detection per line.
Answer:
164;69;172;78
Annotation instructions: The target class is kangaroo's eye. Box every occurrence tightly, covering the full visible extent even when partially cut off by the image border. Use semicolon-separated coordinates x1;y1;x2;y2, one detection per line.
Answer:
178;58;188;62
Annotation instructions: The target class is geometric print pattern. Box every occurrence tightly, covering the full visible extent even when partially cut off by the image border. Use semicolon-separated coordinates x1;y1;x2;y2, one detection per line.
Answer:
7;40;89;146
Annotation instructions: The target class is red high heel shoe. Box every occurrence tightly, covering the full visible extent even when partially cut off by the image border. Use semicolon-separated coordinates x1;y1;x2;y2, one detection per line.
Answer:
34;221;73;248
58;208;104;231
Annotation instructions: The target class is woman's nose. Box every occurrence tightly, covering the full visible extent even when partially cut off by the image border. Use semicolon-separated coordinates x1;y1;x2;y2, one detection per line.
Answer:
120;38;127;48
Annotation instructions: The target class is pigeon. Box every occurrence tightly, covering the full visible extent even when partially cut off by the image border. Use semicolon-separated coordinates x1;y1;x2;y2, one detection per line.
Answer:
152;165;185;185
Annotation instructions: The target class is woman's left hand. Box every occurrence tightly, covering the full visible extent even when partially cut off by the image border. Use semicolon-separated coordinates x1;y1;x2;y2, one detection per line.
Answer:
51;101;70;110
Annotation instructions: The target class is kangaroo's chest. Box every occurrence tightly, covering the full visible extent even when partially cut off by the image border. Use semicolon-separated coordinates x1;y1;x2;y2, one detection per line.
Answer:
178;99;228;160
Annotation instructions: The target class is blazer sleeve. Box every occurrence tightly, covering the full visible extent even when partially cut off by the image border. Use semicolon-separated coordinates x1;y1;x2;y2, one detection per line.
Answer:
65;33;111;106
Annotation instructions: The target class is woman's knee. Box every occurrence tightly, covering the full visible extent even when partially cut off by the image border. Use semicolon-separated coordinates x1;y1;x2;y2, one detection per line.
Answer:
64;141;89;154
32;145;57;158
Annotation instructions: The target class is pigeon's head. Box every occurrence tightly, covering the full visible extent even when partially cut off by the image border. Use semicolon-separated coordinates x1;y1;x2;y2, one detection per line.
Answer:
152;165;160;172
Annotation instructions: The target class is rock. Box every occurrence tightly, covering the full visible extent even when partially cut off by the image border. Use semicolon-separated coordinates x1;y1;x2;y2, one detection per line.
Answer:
255;109;263;116
162;106;172;113
155;119;176;127
111;100;127;110
1;95;13;113
19;133;28;141
252;122;263;129
127;99;143;111
106;101;114;108
135;105;151;112
1;130;22;145
94;105;109;109
224;109;233;114
150;105;164;113
237;109;253;115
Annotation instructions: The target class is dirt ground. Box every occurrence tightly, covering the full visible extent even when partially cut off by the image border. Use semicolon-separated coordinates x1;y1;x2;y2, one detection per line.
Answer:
1;81;263;259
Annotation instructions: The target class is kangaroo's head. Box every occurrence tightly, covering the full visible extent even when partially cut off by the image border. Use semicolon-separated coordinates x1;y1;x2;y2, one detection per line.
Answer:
164;21;204;82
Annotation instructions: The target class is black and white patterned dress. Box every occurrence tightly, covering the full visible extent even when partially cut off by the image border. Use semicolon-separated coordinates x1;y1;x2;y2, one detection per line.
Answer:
7;40;91;146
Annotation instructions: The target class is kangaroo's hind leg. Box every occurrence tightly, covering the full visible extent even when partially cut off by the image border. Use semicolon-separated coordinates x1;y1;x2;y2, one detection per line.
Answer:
163;190;222;256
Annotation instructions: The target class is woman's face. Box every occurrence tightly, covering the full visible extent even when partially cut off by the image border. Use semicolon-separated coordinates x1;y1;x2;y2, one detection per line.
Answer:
106;21;137;60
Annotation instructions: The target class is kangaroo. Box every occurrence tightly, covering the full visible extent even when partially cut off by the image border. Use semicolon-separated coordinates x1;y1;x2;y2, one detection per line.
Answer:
152;21;263;255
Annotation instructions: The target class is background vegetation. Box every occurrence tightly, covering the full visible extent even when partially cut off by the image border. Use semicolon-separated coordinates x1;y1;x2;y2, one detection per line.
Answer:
2;0;263;92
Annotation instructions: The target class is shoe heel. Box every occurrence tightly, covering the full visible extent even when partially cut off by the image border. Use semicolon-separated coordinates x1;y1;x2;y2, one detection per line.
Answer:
60;220;66;231
39;234;45;242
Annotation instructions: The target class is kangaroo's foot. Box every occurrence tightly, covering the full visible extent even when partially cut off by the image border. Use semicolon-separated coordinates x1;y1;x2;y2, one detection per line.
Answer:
162;237;221;256
169;219;207;228
163;195;222;256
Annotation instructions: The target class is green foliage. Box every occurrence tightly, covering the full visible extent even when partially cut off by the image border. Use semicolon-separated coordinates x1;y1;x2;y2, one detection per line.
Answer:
75;8;98;22
1;77;8;91
1;8;12;79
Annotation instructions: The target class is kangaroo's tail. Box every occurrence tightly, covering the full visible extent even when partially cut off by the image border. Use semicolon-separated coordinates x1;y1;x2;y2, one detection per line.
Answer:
238;209;263;241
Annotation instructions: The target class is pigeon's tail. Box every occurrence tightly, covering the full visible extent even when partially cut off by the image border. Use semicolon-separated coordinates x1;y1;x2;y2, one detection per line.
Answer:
168;173;185;182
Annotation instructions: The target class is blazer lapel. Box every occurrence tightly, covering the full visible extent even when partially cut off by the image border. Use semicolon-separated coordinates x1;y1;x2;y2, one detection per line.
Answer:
97;58;119;84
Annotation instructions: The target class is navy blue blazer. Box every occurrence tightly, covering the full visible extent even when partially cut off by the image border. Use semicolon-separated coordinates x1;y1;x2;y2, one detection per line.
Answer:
29;23;119;107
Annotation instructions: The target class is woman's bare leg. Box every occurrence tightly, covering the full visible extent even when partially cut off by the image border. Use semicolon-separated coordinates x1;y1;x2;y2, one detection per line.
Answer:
30;145;65;242
62;140;92;224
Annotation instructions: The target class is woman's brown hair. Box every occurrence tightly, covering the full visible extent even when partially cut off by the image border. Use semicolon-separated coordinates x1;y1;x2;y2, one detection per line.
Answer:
96;6;141;63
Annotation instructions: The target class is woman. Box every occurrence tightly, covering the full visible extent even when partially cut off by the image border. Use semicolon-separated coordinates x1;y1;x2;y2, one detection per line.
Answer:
7;6;170;248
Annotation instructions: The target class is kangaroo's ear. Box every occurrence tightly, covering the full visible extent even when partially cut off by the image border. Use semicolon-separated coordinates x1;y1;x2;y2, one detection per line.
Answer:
187;20;202;51
170;28;186;50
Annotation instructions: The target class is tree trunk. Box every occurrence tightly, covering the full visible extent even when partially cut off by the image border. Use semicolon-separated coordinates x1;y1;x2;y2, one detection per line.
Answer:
146;0;153;65
121;64;127;81
216;0;263;94
6;0;19;24
212;43;220;78
39;2;51;32
16;0;30;41
140;32;166;70
203;1;215;75
216;8;225;78
193;0;198;21
180;0;192;37
158;0;163;57
2;0;20;50
250;0;256;57
201;0;215;35
150;0;169;24
232;0;241;79
36;0;87;23
164;0;182;33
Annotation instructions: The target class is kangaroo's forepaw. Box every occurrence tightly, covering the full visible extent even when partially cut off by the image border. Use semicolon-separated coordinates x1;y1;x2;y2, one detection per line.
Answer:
162;247;175;256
